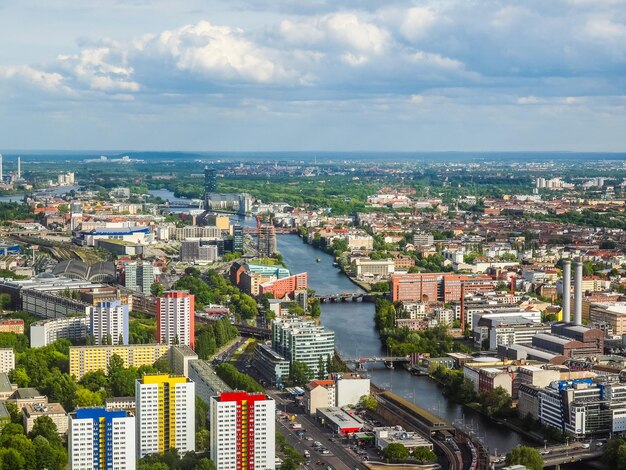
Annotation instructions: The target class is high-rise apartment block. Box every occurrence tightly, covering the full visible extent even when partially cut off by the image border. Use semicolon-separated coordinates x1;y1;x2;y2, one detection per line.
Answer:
157;291;195;349
136;374;195;458
272;318;335;373
88;301;129;345
258;224;277;257
210;391;276;470
204;166;217;193
233;225;244;253
122;261;155;293
68;408;136;470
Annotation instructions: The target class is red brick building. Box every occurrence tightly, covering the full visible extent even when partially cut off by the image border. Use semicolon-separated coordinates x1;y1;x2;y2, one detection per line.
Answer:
260;273;308;299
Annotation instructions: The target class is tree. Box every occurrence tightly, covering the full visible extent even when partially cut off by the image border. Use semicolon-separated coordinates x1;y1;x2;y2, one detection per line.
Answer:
358;394;377;411
150;282;165;297
33;435;67;470
0;293;11;311
29;415;61;447
0;448;26;470
4;403;22;425
75;387;105;407
479;386;512;418
288;361;313;386
316;356;326;380
196;396;209;431
505;446;543;470
196;429;210;451
309;298;321;318
194;459;217;470
382;443;409;461
412;447;437;463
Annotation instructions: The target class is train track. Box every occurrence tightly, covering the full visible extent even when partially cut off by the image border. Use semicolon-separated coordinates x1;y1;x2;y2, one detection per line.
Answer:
376;394;462;470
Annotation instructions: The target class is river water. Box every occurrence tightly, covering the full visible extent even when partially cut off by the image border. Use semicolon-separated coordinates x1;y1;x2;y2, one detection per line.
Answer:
275;233;529;454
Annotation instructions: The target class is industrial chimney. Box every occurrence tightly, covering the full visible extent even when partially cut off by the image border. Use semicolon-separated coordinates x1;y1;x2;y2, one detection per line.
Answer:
562;259;571;323
573;258;583;325
17;156;21;180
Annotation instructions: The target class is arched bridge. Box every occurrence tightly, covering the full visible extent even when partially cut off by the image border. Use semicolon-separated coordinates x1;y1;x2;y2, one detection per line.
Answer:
314;293;383;303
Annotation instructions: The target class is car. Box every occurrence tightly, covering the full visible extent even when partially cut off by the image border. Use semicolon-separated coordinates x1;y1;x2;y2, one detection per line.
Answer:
321;450;331;455
596;442;604;447
581;443;590;449
306;437;314;441
540;449;550;455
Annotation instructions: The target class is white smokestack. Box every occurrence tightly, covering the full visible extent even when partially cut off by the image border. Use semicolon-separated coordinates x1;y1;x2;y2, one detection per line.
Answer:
573;259;583;325
0;153;3;181
17;156;21;180
562;259;571;323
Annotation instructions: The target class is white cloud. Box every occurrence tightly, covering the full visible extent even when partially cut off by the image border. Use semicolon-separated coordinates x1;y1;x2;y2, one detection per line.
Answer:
410;94;424;104
407;51;464;70
517;96;541;104
399;7;437;40
0;65;67;91
57;46;140;92
143;20;292;83
279;12;390;55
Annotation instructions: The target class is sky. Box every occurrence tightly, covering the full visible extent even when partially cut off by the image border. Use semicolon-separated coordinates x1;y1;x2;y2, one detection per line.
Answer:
0;0;625;152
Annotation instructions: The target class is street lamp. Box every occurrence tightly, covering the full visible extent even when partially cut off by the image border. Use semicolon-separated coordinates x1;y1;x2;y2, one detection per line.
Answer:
544;439;547;450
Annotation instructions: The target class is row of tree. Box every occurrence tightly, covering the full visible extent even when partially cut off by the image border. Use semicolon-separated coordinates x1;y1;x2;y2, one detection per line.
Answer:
215;363;264;393
195;318;238;360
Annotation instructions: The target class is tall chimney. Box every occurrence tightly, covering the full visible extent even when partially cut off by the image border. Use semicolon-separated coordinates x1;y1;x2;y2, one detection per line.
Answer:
17;156;21;180
562;260;571;323
573;259;583;325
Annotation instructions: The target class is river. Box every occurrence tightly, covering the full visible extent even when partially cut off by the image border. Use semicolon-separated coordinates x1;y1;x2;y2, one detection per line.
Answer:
275;233;529;454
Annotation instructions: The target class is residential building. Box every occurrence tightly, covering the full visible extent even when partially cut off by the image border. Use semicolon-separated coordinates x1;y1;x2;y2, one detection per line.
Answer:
204;166;217;193
258;224;277;257
353;258;395;278
157;291;194;349
30;316;89;348
69;408;135;470
105;397;136;412
260;273;308;299
0;319;24;334
136;374;195;457
122;261;154;293
0;348;15;374
210;391;276;470
305;380;335;415
88;301;129;345
252;344;290;386
412;232;434;246
23;402;68;434
272;318;335;374
69;344;170;379
232;225;244;253
179;239;219;263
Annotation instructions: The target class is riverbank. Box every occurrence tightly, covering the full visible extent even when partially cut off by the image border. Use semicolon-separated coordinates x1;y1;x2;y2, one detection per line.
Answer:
278;234;530;453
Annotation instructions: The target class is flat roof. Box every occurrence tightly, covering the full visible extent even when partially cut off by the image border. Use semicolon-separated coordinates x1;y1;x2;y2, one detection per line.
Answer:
317;407;363;430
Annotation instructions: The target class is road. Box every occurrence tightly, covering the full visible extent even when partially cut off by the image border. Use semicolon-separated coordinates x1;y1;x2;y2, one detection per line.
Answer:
270;391;366;470
494;440;604;468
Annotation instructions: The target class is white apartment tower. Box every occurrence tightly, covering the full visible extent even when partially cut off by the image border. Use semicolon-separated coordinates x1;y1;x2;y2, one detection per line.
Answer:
88;300;129;345
157;291;195;349
210;391;276;470
68;408;135;470
135;374;195;458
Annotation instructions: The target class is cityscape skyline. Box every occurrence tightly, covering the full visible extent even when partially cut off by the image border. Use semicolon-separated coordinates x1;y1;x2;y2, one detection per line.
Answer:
1;0;625;151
